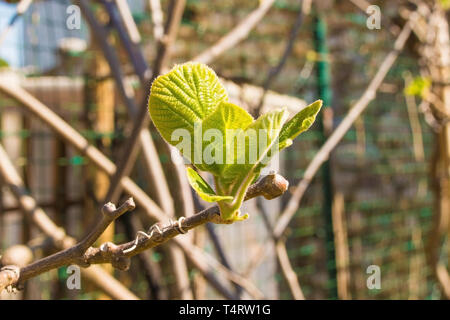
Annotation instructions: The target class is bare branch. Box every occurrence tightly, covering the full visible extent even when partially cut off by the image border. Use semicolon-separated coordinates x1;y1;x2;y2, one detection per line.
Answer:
0;81;166;224
348;0;371;13
275;240;305;300
192;0;275;64
436;264;450;299
87;173;288;261
124;214;169;299
17;198;135;284
0;142;139;299
0;82;275;299
273;17;413;239
257;198;304;300
153;0;186;73
256;4;305;114
115;0;142;44
149;0;164;41
0;170;287;299
148;0;164;41
103;0;185;209
0;266;20;293
77;199;136;253
403;72;425;162
102;0;192;299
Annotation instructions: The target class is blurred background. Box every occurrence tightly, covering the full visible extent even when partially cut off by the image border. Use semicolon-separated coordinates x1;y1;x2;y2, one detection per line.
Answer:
0;0;449;300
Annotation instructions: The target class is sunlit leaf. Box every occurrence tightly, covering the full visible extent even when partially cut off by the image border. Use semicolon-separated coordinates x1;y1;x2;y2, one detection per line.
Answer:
201;101;254;175
278;100;322;150
148;62;227;149
148;62;321;223
186;167;233;202
404;77;431;98
220;108;289;191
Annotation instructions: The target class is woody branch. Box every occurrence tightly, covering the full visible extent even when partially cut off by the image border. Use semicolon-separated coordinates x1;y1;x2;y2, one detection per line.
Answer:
0;173;288;292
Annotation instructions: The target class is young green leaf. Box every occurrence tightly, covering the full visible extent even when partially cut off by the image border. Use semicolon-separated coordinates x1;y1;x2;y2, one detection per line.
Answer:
278;100;322;150
186;167;233;202
216;108;289;222
148;62;228;147
148;62;322;224
220;108;289;188
200;101;254;175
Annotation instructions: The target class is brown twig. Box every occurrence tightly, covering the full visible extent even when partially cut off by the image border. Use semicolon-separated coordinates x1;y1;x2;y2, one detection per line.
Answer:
103;0;184;211
0;172;288;297
418;3;450;299
275;240;305;300
91;173;288;260
418;100;442;132
148;0;164;41
19;199;136;284
103;0;193;299
348;0;371;13
234;16;415;300
0;82;288;298
115;0;142;44
123;214;169;299
0;266;20;293
75;0;160;199
257;198;305;300
403;72;425;162
192;0;275;64
256;3;305;114
0;82;264;299
0;143;139;299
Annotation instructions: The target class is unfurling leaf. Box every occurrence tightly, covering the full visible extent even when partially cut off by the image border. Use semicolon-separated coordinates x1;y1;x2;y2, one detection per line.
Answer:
200;101;254;176
186;167;233;202
148;62;321;223
219;108;289;191
278;100;322;150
